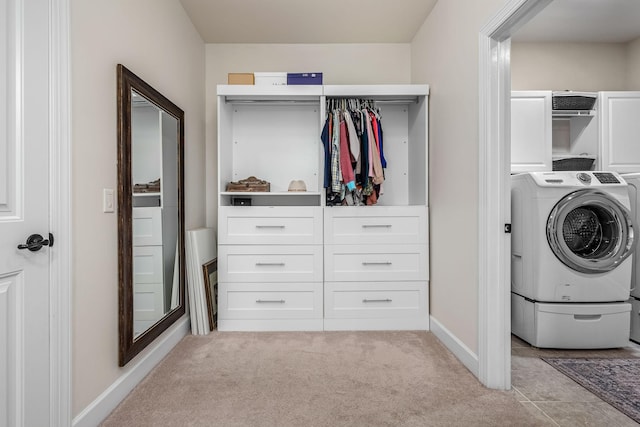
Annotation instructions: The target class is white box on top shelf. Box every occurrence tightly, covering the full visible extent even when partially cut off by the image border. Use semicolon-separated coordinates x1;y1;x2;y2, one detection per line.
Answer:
253;72;287;86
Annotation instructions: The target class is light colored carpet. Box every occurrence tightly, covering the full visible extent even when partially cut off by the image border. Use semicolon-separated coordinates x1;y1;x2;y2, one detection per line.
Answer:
102;331;550;426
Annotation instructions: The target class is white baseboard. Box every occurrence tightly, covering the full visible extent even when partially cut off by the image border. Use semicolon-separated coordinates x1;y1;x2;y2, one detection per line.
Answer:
324;316;429;331
430;315;479;377
72;317;190;427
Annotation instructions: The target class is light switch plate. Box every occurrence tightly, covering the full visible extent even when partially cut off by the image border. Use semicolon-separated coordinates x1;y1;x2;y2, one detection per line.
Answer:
103;188;115;213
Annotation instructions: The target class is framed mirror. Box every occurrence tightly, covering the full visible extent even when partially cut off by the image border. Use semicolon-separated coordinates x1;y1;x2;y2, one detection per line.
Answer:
117;64;185;366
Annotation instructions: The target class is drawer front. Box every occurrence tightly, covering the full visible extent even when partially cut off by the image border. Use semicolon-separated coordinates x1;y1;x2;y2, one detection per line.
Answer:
218;282;322;320
219;206;322;245
133;245;163;284
324;244;428;282
324;206;427;245
535;302;631;349
133;207;163;246
219;245;323;282
324;281;428;319
134;283;165;321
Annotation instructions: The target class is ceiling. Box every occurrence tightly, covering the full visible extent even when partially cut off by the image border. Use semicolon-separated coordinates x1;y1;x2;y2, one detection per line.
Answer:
513;0;640;43
180;0;640;45
179;0;438;44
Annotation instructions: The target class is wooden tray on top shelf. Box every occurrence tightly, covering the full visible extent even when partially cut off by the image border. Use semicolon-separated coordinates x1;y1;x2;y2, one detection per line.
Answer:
225;176;270;192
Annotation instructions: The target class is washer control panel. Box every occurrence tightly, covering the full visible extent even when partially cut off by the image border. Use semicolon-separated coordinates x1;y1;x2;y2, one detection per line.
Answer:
593;172;621;184
527;171;626;187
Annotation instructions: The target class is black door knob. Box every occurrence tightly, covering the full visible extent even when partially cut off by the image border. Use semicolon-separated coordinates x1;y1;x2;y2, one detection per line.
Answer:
17;233;54;252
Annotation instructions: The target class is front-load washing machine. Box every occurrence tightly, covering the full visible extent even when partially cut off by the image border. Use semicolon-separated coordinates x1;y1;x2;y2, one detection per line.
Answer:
511;171;636;348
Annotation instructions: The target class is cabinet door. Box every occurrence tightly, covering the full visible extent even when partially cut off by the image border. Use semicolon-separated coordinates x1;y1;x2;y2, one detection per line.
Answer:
600;92;640;173
511;91;552;173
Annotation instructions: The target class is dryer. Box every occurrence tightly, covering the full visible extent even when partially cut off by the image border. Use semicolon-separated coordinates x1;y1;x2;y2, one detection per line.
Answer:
511;171;635;348
623;173;640;300
620;172;640;343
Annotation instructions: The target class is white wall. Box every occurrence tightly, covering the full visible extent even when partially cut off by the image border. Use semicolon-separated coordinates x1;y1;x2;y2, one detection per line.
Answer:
628;37;640;90
205;44;411;227
71;0;205;417
410;0;508;354
511;42;628;91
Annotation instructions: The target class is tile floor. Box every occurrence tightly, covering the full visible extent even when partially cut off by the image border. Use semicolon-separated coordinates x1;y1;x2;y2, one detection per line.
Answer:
511;335;640;426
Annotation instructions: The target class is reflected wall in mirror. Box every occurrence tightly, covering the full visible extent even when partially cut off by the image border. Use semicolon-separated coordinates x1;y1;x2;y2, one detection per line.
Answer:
117;64;185;366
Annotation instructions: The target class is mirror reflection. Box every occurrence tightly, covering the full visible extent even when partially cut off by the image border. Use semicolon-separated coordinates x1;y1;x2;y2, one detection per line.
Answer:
117;64;185;366
131;91;180;337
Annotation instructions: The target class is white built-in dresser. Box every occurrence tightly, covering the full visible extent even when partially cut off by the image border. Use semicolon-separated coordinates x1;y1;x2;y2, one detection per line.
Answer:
217;84;429;331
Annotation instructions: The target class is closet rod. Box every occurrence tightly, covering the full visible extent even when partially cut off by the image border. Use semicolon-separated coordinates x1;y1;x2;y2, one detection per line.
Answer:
224;99;319;105
325;98;419;105
225;98;418;105
373;98;418;104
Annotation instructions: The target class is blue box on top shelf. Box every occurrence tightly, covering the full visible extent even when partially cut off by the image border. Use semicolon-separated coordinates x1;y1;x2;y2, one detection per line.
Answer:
287;72;323;85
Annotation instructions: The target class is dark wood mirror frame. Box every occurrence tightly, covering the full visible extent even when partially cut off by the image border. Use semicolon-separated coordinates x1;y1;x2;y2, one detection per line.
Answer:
117;64;186;366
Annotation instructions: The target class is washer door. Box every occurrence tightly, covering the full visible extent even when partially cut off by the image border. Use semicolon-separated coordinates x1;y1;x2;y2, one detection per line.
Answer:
547;189;637;274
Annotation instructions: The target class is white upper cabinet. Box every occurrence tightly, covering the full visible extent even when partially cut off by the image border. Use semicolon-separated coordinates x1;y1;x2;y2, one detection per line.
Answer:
217;85;324;207
511;91;553;173
599;92;640;173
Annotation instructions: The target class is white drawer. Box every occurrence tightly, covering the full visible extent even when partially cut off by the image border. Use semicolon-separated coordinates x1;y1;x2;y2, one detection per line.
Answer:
218;282;322;320
133;207;163;246
134;282;165;324
133;245;164;284
219;206;322;245
218;245;323;282
534;302;631;349
324;206;427;245
324;244;428;282
324;281;428;319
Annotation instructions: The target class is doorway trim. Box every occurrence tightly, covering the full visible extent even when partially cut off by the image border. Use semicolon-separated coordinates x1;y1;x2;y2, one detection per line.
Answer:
478;0;552;389
49;0;72;424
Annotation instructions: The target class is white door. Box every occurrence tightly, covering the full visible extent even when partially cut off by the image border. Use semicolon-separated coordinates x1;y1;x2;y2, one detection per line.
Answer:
1;0;52;425
599;91;640;173
510;90;553;173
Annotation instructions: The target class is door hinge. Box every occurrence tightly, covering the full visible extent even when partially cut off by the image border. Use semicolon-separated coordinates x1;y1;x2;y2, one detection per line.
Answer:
504;224;511;233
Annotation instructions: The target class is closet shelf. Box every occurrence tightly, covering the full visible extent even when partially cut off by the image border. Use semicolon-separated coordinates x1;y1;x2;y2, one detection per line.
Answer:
133;192;161;197
324;84;429;98
552;110;596;118
221;191;322;197
218;84;322;103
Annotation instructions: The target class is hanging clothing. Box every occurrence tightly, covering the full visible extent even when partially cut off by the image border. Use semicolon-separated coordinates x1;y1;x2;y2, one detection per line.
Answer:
366;110;384;185
339;117;356;191
371;112;386;169
359;110;369;188
330;110;342;193
321;97;387;206
320;116;331;189
343;111;360;162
